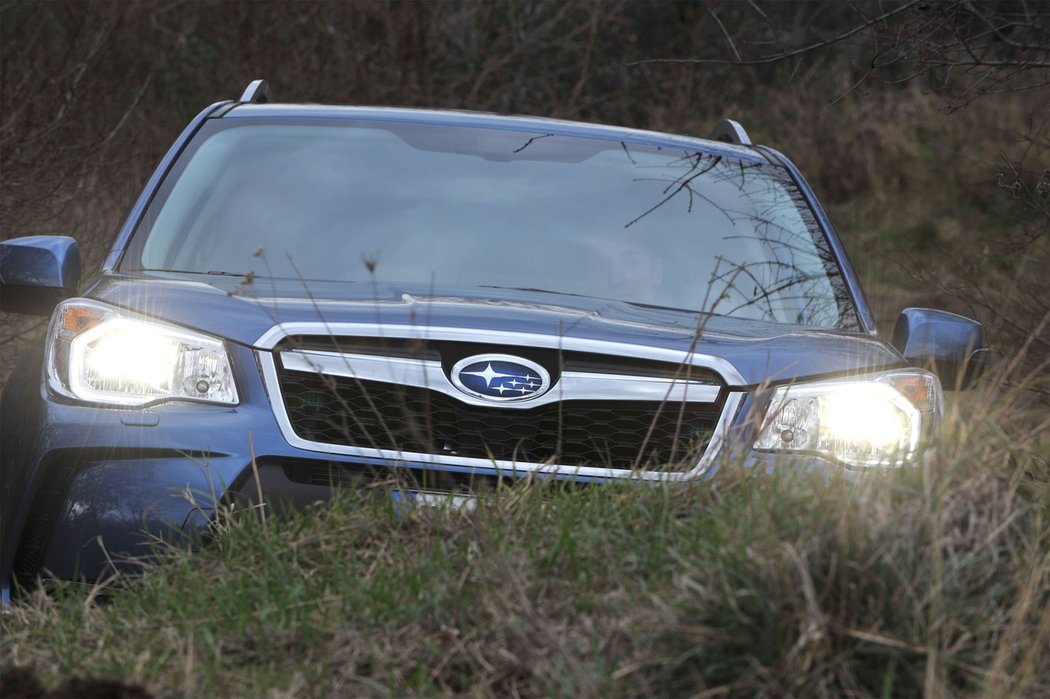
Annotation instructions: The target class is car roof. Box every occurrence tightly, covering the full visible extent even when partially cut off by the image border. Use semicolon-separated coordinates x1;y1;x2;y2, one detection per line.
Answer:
221;103;768;163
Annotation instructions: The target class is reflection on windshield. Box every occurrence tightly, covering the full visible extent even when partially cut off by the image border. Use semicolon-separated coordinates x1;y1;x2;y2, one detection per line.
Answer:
127;120;858;329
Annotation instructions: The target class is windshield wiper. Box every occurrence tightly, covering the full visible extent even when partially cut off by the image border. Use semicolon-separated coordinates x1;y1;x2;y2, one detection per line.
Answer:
479;285;707;315
138;268;247;276
478;285;596;300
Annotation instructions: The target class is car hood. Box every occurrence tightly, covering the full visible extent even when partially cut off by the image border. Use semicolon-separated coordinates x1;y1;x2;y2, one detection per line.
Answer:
87;274;905;387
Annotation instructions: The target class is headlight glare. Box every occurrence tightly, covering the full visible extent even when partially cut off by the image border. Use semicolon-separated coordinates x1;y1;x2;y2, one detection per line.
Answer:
48;300;238;407
754;371;940;468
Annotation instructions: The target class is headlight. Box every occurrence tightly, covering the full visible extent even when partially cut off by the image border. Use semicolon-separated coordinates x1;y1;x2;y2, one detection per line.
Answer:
46;299;238;407
753;370;941;468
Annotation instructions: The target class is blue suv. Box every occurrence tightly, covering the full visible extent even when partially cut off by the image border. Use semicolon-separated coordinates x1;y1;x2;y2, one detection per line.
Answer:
0;80;987;600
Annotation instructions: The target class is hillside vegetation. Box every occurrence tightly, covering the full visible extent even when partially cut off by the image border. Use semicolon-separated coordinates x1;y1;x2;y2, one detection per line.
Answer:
2;400;1047;697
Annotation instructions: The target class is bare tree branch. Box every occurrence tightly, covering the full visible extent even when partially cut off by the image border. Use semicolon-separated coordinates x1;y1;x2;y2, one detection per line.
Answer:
626;1;924;67
626;1;1050;107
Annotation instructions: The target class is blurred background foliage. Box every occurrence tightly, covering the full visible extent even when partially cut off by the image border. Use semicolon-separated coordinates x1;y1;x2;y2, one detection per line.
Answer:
1;0;1047;407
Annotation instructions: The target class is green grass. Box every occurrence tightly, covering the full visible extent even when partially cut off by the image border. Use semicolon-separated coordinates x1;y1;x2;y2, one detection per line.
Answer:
2;399;1048;697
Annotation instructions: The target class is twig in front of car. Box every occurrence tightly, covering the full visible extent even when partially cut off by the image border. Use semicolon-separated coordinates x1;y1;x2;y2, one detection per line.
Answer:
84;535;123;607
248;432;266;529
283;253;405;454
81;567;119;612
634;262;746;473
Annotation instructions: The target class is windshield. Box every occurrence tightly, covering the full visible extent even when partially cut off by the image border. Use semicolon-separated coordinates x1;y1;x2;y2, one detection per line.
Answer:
123;118;858;329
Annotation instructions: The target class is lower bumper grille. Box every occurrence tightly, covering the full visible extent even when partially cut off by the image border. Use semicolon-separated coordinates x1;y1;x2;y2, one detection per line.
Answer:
276;369;723;470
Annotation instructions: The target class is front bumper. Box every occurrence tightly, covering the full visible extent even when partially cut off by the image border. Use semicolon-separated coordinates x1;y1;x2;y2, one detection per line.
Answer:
4;336;882;602
2;344;760;602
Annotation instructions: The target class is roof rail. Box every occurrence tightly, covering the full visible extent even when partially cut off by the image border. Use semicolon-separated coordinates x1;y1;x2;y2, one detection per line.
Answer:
238;79;271;104
708;119;751;146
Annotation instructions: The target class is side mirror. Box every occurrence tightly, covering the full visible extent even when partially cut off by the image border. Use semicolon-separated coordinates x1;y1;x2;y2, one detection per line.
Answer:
893;308;989;390
0;236;81;315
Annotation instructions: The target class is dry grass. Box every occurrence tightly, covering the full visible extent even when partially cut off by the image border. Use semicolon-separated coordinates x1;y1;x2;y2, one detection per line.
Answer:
1;373;1047;697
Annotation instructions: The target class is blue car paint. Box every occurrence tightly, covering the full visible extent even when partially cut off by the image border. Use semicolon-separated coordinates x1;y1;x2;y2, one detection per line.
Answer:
85;275;903;386
0;236;81;315
223;104;769;162
893;308;989;388
0;236;81;290
1;103;926;602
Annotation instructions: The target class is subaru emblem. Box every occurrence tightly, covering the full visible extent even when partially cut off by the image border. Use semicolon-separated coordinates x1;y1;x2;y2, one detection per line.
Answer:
450;354;551;403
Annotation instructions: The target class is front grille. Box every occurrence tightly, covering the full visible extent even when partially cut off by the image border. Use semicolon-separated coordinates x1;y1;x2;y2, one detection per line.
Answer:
276;366;723;471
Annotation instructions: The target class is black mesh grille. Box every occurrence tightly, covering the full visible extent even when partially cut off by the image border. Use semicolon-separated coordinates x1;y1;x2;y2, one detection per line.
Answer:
276;366;723;471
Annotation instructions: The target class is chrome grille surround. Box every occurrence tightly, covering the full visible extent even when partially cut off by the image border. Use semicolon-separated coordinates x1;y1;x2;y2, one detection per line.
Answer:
256;323;745;481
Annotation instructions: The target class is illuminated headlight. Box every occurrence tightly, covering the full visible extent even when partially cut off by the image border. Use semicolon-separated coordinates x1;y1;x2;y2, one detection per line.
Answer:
46;300;238;407
754;371;941;468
